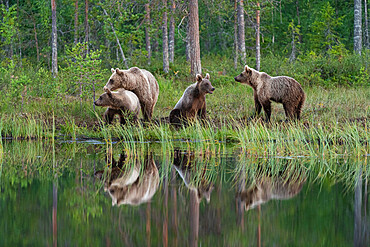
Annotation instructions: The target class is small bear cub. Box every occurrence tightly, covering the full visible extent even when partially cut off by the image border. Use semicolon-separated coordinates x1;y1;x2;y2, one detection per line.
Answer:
94;88;141;125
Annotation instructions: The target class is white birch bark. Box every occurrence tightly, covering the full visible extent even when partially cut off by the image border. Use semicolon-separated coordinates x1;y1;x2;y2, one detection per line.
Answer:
354;0;362;54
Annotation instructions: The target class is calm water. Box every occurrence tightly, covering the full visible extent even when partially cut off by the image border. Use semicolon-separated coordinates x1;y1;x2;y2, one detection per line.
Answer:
0;141;368;246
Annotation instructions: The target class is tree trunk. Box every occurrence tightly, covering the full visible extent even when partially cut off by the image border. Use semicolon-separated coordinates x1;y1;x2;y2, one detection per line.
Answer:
188;0;202;76
289;30;296;63
102;8;128;69
169;0;176;63
145;3;151;64
237;0;246;65
296;0;302;43
189;189;199;247
365;0;369;48
234;0;238;69
256;2;261;71
74;0;78;45
354;0;362;54
186;20;190;61
30;12;40;62
51;0;58;77
84;0;89;53
354;168;363;246
162;0;169;73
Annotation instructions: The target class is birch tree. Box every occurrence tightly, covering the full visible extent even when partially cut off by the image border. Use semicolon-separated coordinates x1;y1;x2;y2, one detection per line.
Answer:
162;0;169;73
169;0;175;63
145;3;151;64
237;0;246;65
354;0;362;54
51;0;57;77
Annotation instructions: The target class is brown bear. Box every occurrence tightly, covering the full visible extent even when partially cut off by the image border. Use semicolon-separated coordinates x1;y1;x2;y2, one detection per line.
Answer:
234;65;305;121
94;88;140;125
169;73;215;126
103;67;159;121
238;168;306;211
173;149;214;203
95;151;159;206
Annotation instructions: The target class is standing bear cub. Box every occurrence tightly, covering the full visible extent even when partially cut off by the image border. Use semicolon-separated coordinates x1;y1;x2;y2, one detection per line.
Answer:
234;65;305;121
169;73;215;126
104;67;159;121
94;88;141;125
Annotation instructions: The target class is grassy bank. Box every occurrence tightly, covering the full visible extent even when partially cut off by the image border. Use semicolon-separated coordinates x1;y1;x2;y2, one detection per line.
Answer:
0;83;368;157
0;54;368;156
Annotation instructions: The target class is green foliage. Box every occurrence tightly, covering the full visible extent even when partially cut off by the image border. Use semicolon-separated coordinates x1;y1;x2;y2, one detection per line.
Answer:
0;4;18;47
310;2;345;54
60;43;104;106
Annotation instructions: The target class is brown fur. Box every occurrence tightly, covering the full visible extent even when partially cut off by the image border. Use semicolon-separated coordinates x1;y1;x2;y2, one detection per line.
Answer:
95;151;159;206
169;73;215;126
94;88;140;125
104;67;159;121
239;171;306;211
234;65;306;121
173;149;214;203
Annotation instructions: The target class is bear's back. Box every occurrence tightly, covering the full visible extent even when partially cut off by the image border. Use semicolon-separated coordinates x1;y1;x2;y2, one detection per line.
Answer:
114;89;141;113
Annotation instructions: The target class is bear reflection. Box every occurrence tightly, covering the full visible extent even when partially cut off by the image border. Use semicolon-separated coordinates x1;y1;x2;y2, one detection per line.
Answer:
239;166;306;211
173;150;214;203
95;151;159;206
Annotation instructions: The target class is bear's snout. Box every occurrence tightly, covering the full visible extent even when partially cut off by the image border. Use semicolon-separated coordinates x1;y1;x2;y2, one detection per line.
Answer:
234;76;240;82
209;87;215;94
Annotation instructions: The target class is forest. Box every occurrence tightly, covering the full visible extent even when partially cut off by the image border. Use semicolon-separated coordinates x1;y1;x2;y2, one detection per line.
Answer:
0;0;368;144
0;2;368;245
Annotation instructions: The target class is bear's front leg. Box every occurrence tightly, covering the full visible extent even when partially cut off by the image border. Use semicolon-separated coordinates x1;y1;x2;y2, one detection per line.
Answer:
198;105;207;120
118;110;127;125
252;91;262;118
104;108;116;124
261;100;271;122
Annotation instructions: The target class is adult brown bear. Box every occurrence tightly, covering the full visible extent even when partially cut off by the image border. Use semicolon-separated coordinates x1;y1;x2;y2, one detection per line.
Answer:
234;65;305;121
104;67;159;121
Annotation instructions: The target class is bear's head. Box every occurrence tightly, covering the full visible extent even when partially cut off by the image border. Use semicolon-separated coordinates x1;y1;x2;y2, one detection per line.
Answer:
234;65;255;87
104;68;128;92
94;89;114;107
196;73;215;94
197;182;214;203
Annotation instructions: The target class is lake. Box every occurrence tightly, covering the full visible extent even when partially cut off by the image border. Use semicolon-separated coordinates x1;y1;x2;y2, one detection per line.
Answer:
0;140;368;246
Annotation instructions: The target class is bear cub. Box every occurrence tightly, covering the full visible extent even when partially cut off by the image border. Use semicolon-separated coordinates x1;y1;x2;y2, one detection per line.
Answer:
234;65;305;121
104;67;159;121
94;88;140;125
169;73;215;126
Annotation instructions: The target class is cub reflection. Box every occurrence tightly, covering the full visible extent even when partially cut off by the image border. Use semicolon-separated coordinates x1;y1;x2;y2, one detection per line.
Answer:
95;151;159;206
173;150;214;203
239;166;306;211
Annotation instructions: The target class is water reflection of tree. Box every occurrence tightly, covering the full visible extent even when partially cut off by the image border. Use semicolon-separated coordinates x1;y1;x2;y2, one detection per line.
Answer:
172;149;219;247
354;166;369;247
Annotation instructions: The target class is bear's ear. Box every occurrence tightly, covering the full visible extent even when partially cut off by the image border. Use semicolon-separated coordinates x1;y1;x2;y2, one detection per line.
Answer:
111;68;115;73
196;74;203;82
106;88;112;96
244;65;251;72
115;68;123;75
205;73;210;80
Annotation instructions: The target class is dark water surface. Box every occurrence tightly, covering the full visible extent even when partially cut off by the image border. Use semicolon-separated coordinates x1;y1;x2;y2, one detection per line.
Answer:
0;141;368;246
